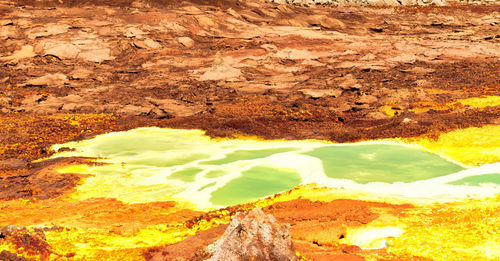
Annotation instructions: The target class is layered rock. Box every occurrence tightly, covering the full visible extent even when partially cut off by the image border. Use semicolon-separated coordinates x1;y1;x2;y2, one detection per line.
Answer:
207;209;298;261
270;0;448;6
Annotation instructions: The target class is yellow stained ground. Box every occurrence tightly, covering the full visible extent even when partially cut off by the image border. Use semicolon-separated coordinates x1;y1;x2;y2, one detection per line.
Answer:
380;95;500;117
0;124;499;260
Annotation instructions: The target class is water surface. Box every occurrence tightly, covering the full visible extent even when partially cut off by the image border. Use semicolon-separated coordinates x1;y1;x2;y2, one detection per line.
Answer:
52;127;500;208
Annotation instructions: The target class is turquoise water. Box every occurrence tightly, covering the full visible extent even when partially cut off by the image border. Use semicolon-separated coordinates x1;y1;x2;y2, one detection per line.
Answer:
449;174;500;186
51;127;500;208
170;168;204;182
304;145;464;184
200;148;295;165
210;166;302;206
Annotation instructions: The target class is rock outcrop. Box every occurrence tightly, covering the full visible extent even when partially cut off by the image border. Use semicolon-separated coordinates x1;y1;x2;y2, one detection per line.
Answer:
207;209;298;261
271;0;449;6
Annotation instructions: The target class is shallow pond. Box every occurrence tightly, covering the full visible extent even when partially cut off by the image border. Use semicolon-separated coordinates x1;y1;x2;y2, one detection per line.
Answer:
52;128;500;208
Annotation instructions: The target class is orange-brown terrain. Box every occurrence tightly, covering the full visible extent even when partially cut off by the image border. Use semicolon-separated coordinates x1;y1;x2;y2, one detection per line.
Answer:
0;0;499;260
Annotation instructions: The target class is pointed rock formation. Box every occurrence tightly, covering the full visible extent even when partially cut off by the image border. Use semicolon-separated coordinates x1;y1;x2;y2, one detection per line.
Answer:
207;209;298;261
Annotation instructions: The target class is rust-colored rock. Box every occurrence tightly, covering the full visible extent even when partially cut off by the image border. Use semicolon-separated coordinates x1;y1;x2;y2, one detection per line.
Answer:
0;250;28;261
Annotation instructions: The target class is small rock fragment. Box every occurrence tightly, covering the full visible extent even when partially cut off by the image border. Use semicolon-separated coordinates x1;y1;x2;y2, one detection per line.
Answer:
134;38;162;49
196;15;217;28
0;97;10;107
366;111;387;119
365;0;400;6
0;45;36;62
199;52;242;81
0;19;13;26
118;104;152;116
178;37;194;48
360;53;376;60
275;48;318;60
143;38;161;49
0;26;16;40
69;68;93;80
336;74;359;90
300;89;342;98
357;95;378;104
387;53;417;64
41;42;79;59
24;73;68;87
28;24;69;39
124;26;146;39
78;48;114;63
307;15;345;29
226;8;242;19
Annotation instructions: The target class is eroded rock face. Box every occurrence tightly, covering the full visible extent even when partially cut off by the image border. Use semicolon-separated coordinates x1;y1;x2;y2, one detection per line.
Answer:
207;208;298;261
0;250;28;261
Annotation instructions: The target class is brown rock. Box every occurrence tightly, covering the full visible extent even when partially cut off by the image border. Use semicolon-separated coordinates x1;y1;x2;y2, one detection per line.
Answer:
0;97;10;107
40;42;79;60
147;98;202;117
360;53;376;61
401;66;436;74
275;48;319;60
365;111;387;119
134;38;162;49
226;8;242;19
208;208;298;261
118;105;152;116
300;89;342;98
24;73;68;87
0;250;28;261
0;45;36;62
78;48;114;63
178;36;195;48
357;95;377;104
276;18;310;27
0;19;13;26
387;53;417;64
336;74;359;90
307;15;346;29
0;26;16;40
0;159;28;170
365;0;400;6
27;24;69;39
196;15;217;29
69;68;93;80
199;53;242;81
124;26;146;39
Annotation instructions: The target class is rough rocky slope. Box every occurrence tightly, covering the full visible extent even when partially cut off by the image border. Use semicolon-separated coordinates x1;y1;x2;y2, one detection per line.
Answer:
1;0;498;200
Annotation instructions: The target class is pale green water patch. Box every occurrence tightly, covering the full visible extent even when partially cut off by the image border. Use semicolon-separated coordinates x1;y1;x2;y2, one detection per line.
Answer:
210;166;302;206
200;148;296;165
91;136;184;156
169;167;203;182
304;144;465;184
125;153;210;168
199;182;217;191
50;127;499;208
205;170;228;178
449;174;500;186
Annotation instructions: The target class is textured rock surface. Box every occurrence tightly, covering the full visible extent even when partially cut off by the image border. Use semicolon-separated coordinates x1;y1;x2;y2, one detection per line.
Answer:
208;208;298;261
271;0;449;6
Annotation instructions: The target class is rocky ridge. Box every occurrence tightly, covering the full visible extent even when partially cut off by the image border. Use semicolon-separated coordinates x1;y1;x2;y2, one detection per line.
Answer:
207;208;297;261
